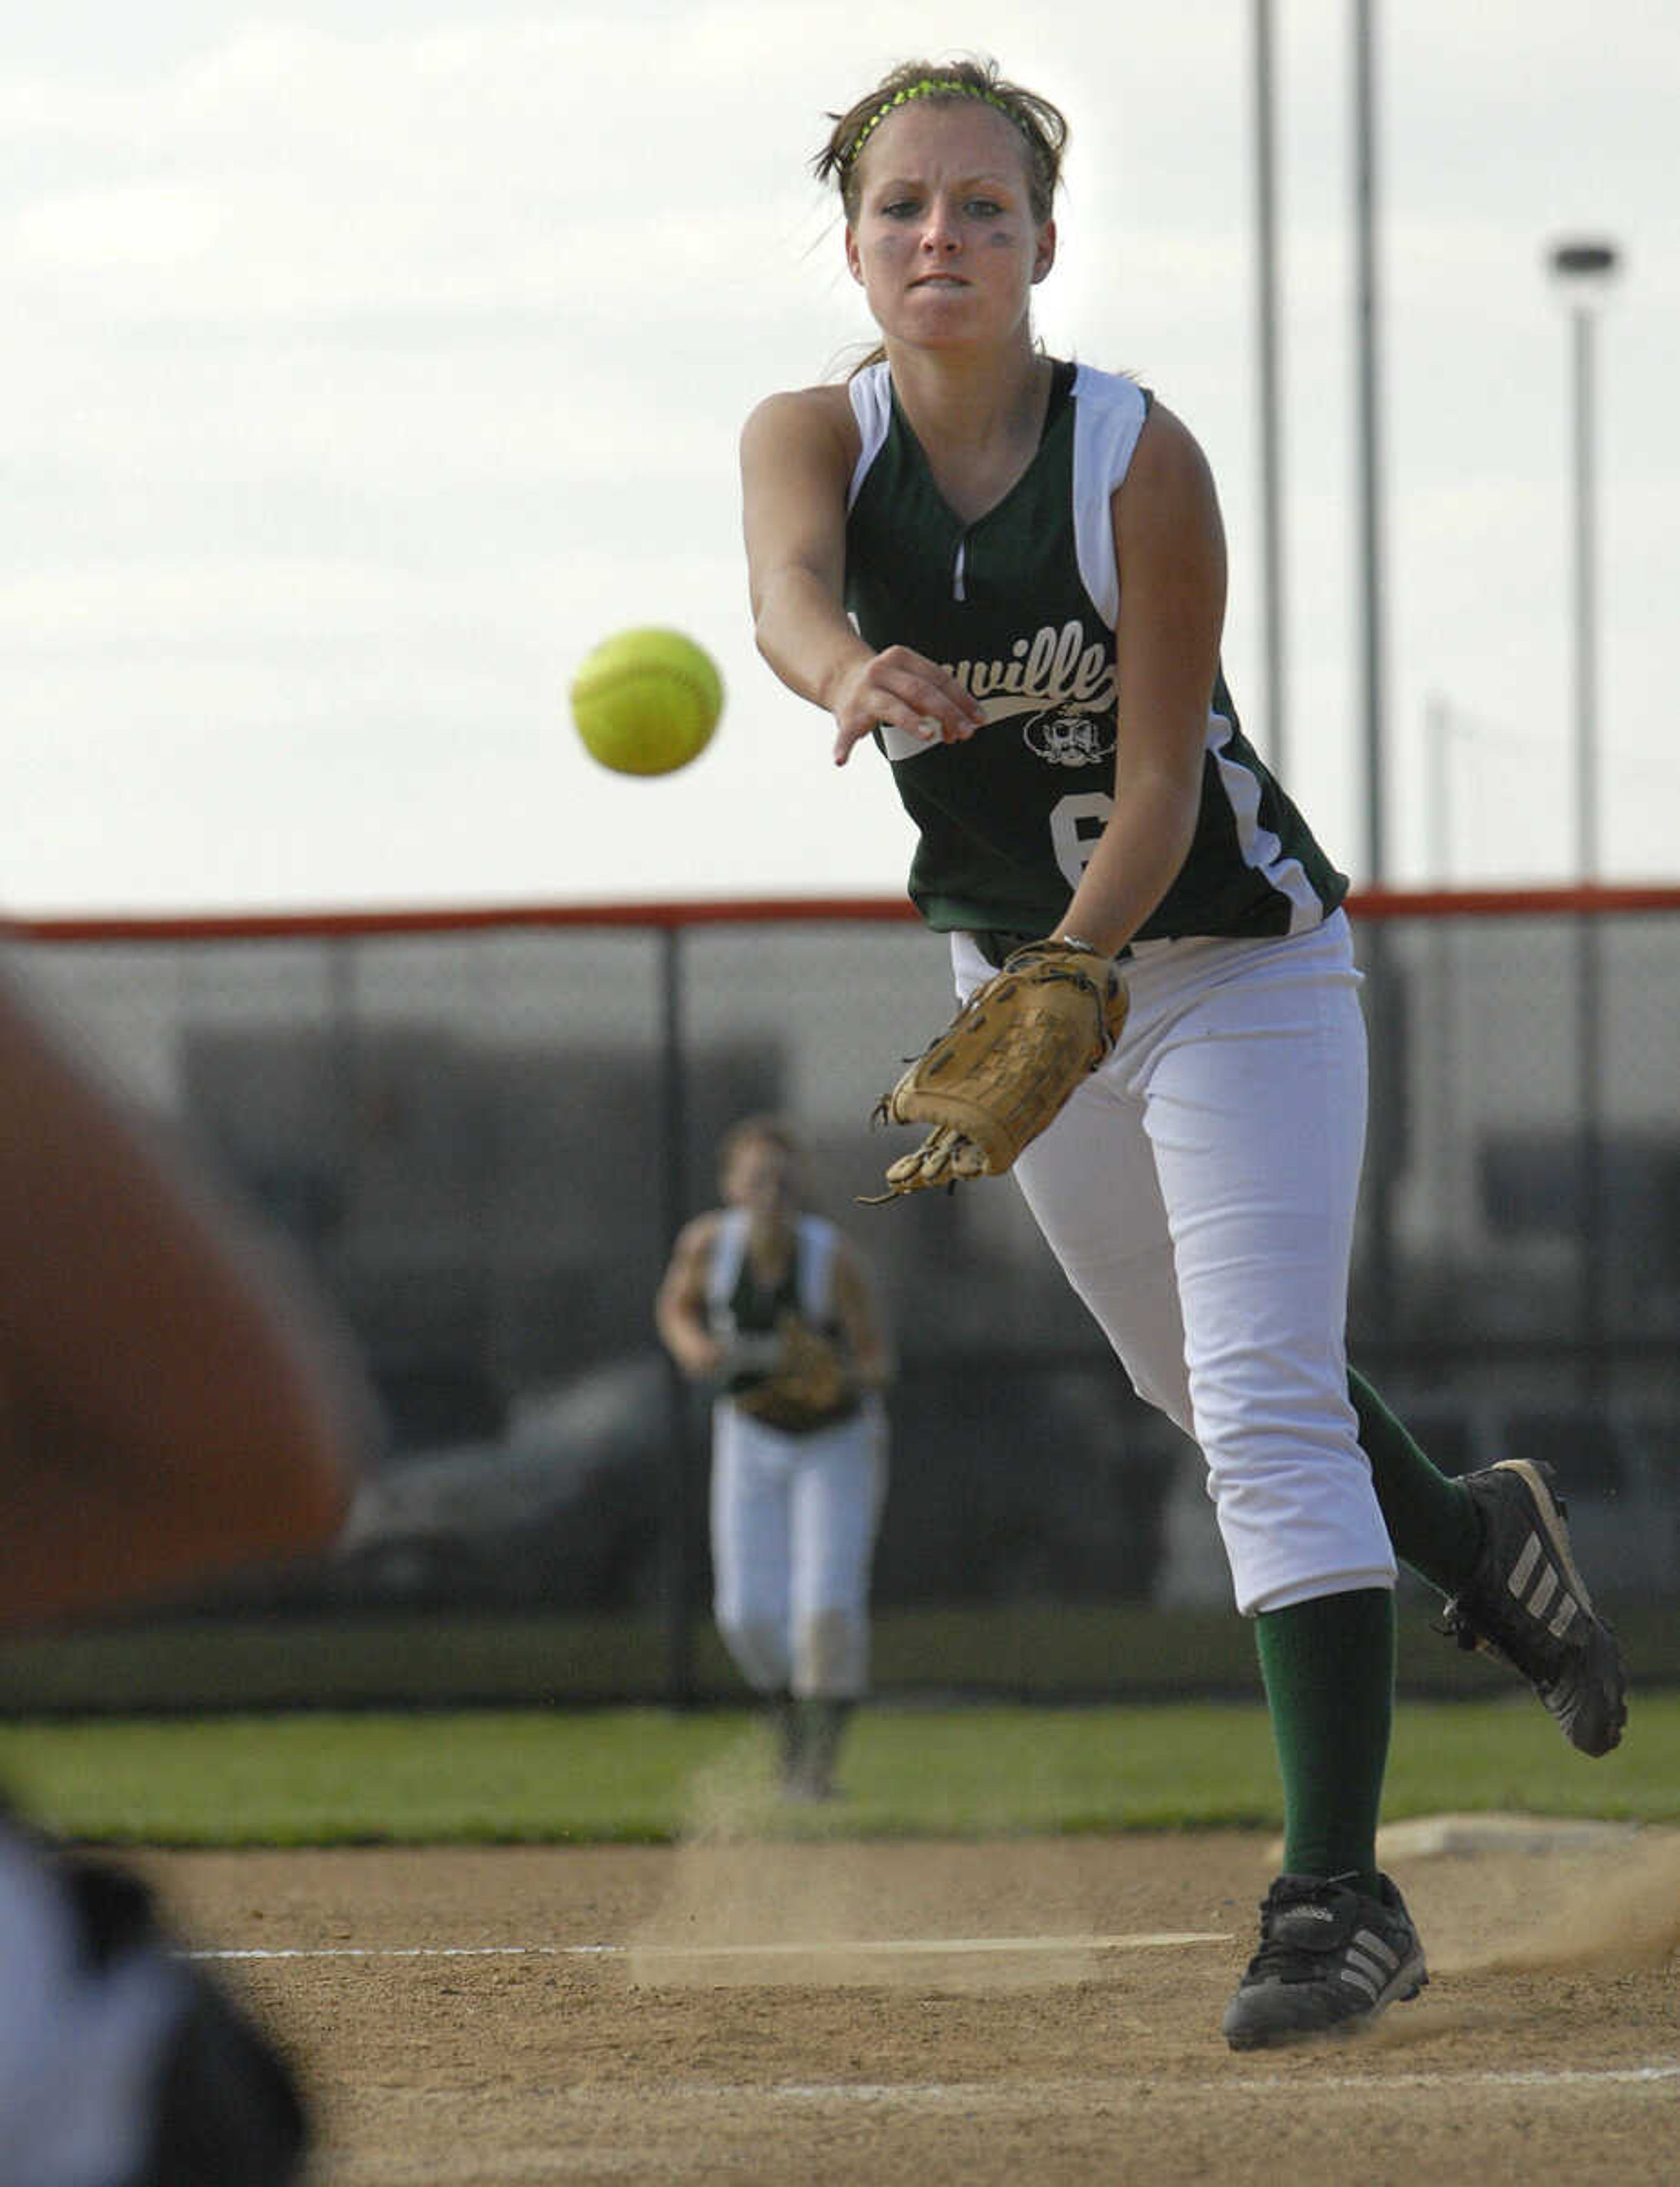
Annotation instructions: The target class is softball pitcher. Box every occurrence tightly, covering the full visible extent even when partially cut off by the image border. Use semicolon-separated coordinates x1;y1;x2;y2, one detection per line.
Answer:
656;1115;890;1801
739;56;1625;2044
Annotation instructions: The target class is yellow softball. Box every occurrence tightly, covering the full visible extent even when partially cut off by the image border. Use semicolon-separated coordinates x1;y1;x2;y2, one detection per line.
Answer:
569;627;724;777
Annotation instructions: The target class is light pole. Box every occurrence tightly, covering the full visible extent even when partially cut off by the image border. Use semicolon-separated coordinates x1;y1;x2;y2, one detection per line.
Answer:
1251;0;1286;779
1350;0;1399;1345
1546;238;1621;880
1545;236;1621;1412
1354;0;1387;886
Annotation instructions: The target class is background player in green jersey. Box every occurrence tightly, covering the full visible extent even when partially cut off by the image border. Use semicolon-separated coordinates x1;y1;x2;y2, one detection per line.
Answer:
739;54;1626;2049
657;1116;891;1801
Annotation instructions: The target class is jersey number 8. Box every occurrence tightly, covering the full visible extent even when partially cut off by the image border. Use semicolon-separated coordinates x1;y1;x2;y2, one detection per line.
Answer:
1050;792;1114;888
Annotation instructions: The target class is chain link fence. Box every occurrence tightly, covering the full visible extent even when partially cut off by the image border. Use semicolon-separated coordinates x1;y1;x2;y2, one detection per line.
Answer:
6;891;1676;1706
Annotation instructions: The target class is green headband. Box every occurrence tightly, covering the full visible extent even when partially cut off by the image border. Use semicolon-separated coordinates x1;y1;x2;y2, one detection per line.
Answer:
843;78;1024;172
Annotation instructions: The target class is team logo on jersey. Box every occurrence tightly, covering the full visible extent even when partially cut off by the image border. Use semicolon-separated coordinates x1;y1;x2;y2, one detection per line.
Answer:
1021;704;1116;768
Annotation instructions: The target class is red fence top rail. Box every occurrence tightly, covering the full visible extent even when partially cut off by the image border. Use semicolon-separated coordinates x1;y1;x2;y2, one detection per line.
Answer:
1352;883;1680;920
7;883;1680;946
4;897;921;944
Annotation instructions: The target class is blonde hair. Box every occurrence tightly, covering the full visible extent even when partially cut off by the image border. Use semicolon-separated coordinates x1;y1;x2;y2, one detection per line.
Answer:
814;55;1069;225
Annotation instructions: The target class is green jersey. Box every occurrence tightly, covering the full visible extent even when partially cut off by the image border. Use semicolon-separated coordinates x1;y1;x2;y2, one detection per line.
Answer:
843;359;1347;944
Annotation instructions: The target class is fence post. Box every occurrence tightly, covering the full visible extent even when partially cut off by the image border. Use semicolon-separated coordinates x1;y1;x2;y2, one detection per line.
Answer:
657;923;698;1705
1576;912;1608;1412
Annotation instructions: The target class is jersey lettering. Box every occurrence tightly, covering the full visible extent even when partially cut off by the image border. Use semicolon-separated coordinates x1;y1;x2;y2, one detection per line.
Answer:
947;619;1112;708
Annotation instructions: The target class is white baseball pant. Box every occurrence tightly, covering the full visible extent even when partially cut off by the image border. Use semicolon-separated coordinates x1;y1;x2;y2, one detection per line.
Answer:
953;910;1396;1616
710;1397;888;1698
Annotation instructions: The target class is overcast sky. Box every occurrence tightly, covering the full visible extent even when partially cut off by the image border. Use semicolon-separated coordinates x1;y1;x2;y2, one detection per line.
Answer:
4;2;1673;915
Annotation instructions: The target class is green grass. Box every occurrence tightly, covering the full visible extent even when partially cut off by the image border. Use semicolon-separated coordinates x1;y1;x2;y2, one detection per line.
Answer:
0;1694;1674;1847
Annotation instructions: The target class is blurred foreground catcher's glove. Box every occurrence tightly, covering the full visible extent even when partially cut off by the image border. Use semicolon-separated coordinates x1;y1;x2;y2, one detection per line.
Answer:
0;1832;312;2186
865;940;1129;1200
733;1315;854;1434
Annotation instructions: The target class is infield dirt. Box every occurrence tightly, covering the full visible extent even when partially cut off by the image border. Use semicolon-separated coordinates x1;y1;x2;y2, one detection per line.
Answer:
138;1827;1680;2184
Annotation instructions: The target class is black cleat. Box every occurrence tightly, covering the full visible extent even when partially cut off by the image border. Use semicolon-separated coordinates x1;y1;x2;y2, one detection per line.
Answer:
1222;1872;1428;2051
1442;1459;1628;1757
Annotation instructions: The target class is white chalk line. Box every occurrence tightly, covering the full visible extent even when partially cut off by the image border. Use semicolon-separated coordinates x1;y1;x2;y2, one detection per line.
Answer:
187;1929;1231;1965
760;2066;1680;2101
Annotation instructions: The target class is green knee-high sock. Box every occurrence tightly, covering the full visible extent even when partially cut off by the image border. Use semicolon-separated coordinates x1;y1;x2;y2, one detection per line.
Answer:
1255;1587;1395;1893
766;1692;800;1784
1349;1366;1480;1593
798;1699;854;1796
